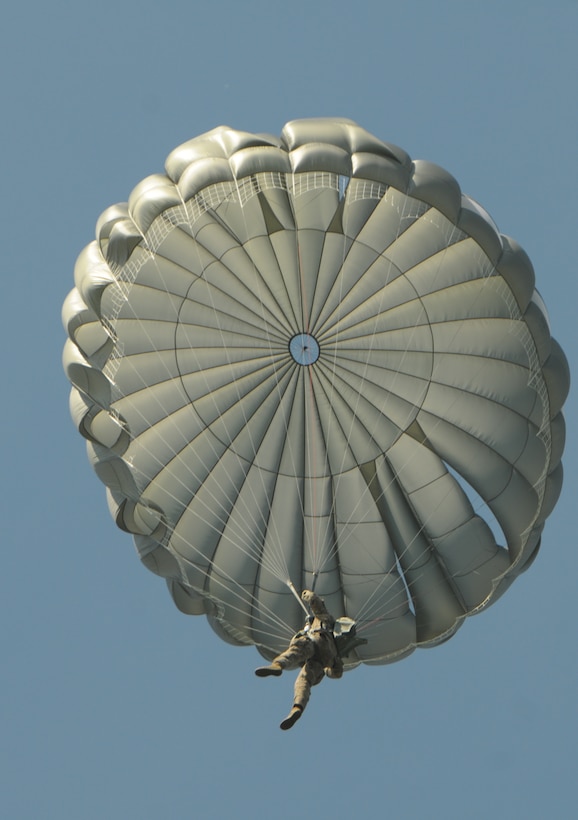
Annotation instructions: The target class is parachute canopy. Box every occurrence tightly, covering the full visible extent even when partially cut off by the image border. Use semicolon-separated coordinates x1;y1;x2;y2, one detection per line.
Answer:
63;118;569;665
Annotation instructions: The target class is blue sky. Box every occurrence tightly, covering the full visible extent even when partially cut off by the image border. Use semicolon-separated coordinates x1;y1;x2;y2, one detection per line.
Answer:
2;2;576;818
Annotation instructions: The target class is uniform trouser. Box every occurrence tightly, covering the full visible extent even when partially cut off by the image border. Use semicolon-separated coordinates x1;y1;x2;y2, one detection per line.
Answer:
272;635;343;711
272;635;315;671
293;660;325;710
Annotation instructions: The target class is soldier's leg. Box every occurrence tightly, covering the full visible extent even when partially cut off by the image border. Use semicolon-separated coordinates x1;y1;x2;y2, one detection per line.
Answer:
255;635;314;677
279;660;324;730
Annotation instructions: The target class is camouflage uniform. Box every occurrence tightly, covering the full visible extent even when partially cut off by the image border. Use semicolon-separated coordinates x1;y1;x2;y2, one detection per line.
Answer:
255;590;343;730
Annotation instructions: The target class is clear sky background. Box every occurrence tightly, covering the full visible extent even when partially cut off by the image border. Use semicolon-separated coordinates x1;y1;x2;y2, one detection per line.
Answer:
2;2;576;818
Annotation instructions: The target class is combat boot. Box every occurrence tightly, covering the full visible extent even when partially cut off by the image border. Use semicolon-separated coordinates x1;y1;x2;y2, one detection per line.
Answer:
280;705;303;730
255;662;283;677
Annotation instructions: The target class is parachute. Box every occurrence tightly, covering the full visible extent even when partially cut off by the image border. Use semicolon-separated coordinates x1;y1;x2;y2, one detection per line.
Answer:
62;118;569;666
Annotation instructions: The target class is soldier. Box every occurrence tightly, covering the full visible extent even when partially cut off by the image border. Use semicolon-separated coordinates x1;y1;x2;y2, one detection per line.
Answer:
255;590;344;730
